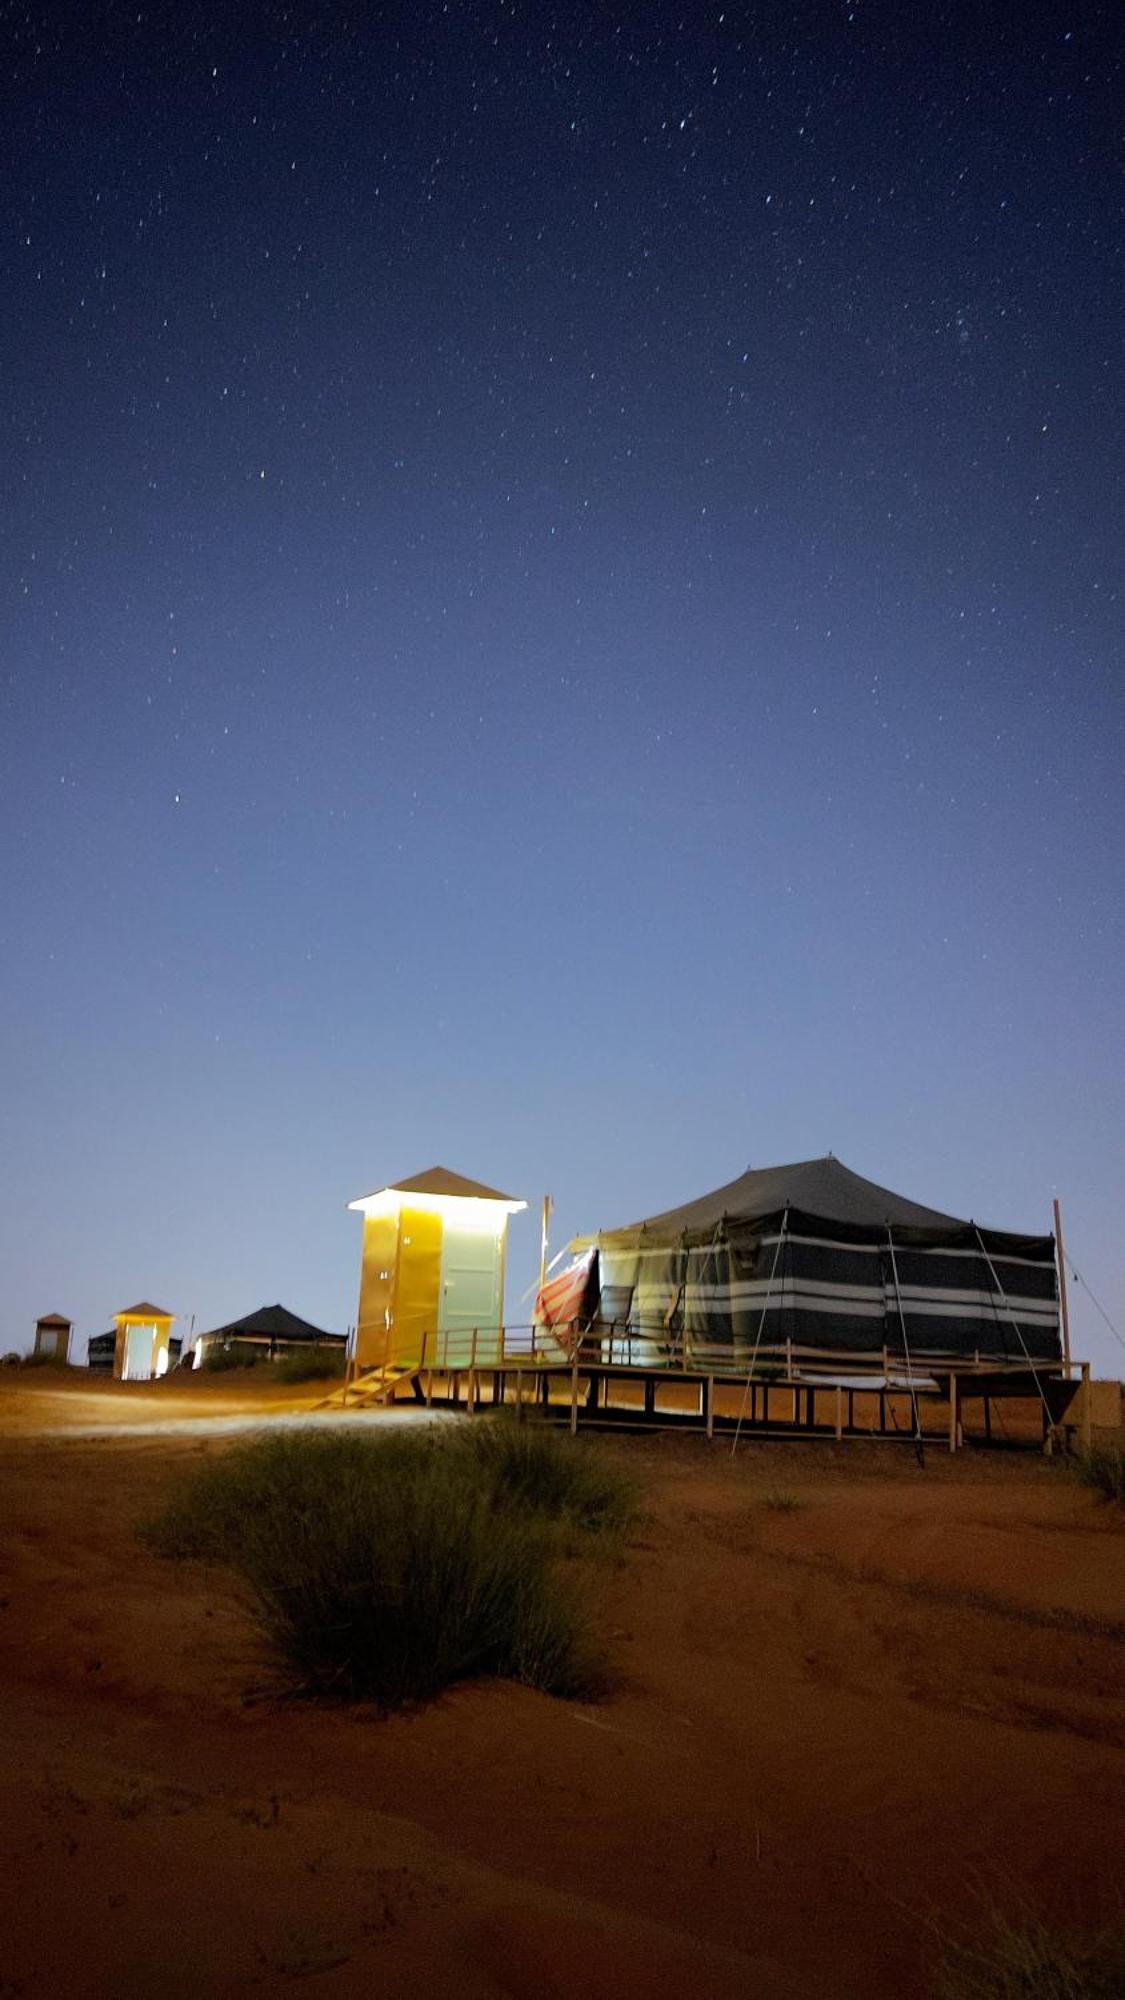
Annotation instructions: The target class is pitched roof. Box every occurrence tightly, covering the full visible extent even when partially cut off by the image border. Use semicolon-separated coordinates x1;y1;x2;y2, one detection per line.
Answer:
601;1156;964;1238
350;1166;523;1207
36;1313;72;1328
114;1300;174;1321
198;1304;342;1343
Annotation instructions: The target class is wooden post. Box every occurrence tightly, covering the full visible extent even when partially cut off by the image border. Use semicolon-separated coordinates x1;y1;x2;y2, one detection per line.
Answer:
1080;1361;1092;1453
834;1384;843;1441
948;1373;959;1454
1053;1198;1073;1374
570;1355;580;1435
705;1376;714;1439
467;1328;478;1415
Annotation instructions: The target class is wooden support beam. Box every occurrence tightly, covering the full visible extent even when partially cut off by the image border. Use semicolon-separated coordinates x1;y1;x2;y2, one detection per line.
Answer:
1081;1361;1092;1453
570;1356;580;1436
705;1376;714;1439
948;1374;959;1455
834;1384;843;1441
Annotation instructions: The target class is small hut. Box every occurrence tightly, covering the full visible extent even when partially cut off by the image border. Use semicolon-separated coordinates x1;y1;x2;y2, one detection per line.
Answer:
34;1313;72;1363
348;1167;525;1370
111;1302;176;1381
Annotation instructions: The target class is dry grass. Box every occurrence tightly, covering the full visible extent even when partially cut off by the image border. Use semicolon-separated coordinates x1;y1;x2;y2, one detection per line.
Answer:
933;1910;1125;1998
139;1425;635;1707
1074;1444;1125;1509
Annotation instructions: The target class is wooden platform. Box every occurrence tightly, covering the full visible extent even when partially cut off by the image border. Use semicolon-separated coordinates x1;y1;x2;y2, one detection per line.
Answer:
325;1340;1091;1453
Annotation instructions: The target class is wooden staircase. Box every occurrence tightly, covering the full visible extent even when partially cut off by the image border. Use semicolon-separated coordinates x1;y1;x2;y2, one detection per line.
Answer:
317;1361;422;1411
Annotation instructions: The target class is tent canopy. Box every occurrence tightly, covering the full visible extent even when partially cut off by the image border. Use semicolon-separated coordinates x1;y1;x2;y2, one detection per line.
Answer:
199;1304;342;1344
602;1155;962;1238
571;1156;1060;1367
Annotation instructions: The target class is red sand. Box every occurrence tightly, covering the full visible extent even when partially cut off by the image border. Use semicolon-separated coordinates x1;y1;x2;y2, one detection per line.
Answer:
1;1372;1122;1996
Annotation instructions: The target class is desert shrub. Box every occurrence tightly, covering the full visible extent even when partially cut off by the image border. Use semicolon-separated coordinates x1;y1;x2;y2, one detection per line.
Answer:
139;1429;603;1706
451;1414;638;1537
273;1350;347;1384
202;1342;267;1373
1075;1444;1125;1509
14;1350;71;1370
934;1913;1125;1998
762;1489;802;1513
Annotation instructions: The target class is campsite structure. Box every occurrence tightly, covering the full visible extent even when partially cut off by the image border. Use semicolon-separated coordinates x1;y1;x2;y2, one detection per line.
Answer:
335;1156;1090;1451
191;1303;344;1368
348;1167;526;1377
108;1303;176;1381
33;1313;72;1363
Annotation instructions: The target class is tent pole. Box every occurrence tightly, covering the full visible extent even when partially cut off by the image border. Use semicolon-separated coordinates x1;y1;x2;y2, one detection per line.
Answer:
1053;1198;1072;1376
538;1195;553;1301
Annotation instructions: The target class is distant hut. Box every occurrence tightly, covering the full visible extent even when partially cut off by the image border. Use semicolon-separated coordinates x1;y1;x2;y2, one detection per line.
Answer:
111;1303;176;1381
34;1313;72;1363
348;1167;526;1371
89;1324;182;1373
192;1304;344;1369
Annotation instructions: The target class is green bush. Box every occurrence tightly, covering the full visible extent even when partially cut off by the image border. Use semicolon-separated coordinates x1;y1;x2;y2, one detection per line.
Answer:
202;1342;267;1373
934;1913;1125;1998
273;1349;347;1384
450;1414;638;1537
139;1429;610;1707
1075;1444;1125;1508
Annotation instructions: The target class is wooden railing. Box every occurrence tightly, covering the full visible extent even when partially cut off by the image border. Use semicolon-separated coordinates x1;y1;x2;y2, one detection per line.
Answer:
369;1322;1065;1383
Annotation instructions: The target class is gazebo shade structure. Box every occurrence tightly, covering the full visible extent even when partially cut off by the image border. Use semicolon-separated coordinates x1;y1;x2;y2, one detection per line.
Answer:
34;1313;72;1362
193;1304;344;1366
571;1157;1060;1368
112;1302;175;1382
349;1168;525;1371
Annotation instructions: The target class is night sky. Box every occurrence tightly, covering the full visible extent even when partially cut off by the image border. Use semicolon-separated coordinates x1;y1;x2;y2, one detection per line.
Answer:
2;2;1122;1371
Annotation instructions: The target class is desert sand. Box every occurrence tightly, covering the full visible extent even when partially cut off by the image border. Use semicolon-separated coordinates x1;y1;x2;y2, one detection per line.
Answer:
0;1371;1122;1997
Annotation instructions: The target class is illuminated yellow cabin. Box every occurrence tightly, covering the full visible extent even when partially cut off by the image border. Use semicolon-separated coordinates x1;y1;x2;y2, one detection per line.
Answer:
348;1168;525;1371
113;1301;175;1382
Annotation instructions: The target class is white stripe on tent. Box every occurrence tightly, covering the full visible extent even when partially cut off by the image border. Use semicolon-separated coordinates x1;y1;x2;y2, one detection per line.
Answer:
611;1237;1053;1275
682;1278;1057;1321
620;1287;1057;1325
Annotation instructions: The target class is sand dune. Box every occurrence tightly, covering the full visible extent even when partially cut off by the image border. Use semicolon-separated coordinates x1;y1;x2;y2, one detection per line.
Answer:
1;1374;1121;1996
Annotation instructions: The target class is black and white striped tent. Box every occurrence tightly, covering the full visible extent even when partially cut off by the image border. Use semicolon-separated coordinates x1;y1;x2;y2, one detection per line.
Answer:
572;1157;1060;1367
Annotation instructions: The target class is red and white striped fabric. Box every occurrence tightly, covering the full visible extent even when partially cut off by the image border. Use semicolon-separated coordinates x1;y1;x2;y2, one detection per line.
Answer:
534;1249;595;1358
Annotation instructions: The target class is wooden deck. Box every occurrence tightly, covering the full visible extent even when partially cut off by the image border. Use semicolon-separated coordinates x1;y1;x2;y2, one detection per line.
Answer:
324;1334;1091;1453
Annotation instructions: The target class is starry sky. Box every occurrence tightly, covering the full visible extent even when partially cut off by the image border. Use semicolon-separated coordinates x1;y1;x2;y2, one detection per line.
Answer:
2;1;1123;1372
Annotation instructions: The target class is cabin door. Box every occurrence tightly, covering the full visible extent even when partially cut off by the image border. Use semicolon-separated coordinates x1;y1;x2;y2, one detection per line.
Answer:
438;1225;501;1361
122;1326;153;1380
